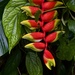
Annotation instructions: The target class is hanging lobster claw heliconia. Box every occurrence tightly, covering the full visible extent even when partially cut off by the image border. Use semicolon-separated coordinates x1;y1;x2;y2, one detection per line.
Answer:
21;0;64;70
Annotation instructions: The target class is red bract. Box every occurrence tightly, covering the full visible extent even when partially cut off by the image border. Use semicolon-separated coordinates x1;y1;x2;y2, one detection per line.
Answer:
31;32;45;40
28;20;39;28
42;2;56;11
32;0;44;5
22;32;45;42
29;6;41;15
43;50;54;60
33;42;46;49
41;10;57;22
43;19;60;32
43;20;55;32
42;1;63;11
43;49;55;70
45;31;64;43
21;6;41;18
21;20;41;29
45;31;57;43
25;42;46;52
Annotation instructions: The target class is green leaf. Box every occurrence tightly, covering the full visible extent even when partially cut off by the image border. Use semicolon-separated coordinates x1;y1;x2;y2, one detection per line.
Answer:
35;10;41;22
26;52;43;75
56;37;75;61
9;69;18;75
0;21;8;56
56;60;66;75
0;72;2;75
2;49;21;75
60;65;66;75
68;20;75;34
66;0;75;12
2;0;27;52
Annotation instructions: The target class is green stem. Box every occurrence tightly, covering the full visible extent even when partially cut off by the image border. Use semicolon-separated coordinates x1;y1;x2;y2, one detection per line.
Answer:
17;67;21;75
44;6;66;13
61;0;66;6
69;11;75;20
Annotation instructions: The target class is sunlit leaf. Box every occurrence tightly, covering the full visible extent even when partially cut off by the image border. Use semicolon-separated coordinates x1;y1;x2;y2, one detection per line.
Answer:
2;0;27;52
56;37;75;61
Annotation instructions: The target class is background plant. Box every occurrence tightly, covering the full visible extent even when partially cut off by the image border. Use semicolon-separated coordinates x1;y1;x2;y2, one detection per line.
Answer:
0;0;75;75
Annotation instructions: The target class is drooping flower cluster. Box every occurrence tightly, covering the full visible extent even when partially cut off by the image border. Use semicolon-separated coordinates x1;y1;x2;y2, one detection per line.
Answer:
21;0;64;70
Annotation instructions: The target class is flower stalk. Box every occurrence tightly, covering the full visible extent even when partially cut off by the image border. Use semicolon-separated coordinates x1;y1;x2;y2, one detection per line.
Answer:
21;0;64;70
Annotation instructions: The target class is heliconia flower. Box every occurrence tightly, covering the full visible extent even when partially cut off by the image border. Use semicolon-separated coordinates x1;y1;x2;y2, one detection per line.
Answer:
41;10;58;22
25;42;46;52
20;20;41;29
45;31;65;43
29;0;44;5
43;19;60;32
43;49;55;70
42;1;63;11
21;6;41;18
22;32;45;42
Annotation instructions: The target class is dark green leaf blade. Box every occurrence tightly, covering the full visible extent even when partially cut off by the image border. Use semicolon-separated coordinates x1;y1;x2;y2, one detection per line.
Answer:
0;21;8;56
0;72;2;75
35;10;41;22
10;69;18;75
56;38;75;61
26;52;43;75
2;0;26;52
56;61;66;75
68;20;75;34
2;49;21;75
67;0;75;12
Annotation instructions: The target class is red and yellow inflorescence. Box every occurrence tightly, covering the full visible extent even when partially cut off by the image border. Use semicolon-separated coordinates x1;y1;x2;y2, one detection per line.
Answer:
21;0;64;70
